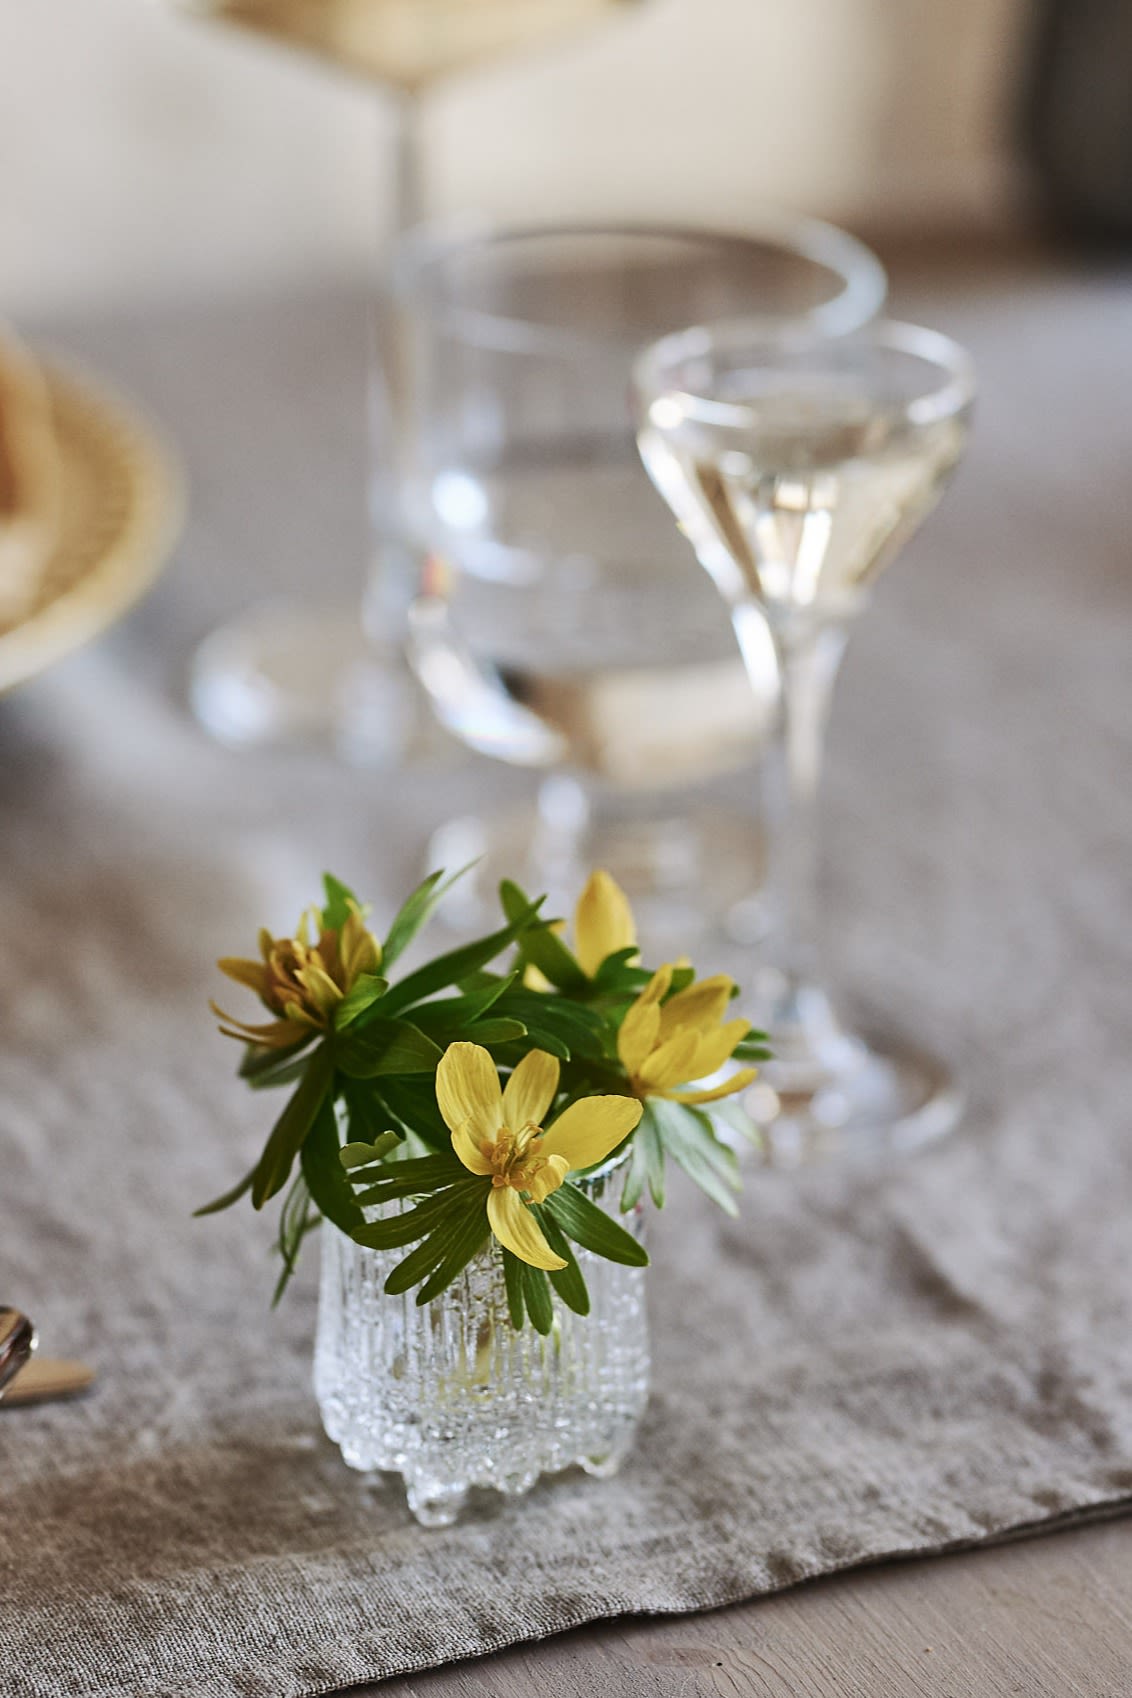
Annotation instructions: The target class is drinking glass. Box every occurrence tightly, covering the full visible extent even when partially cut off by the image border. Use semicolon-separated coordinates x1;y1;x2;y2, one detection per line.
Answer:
165;0;648;753
634;320;975;1154
392;219;887;941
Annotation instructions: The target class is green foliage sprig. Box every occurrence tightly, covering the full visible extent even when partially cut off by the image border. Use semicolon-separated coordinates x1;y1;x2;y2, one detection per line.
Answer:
203;867;768;1324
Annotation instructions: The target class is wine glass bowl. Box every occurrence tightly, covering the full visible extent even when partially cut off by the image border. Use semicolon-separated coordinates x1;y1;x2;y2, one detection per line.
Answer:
634;319;975;1156
393;219;888;940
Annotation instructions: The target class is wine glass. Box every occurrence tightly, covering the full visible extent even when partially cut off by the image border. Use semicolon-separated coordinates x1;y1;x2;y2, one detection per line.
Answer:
164;0;648;754
633;319;975;1154
391;218;887;944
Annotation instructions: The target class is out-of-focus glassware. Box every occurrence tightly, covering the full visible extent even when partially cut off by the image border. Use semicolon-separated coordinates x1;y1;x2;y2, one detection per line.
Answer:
164;0;646;755
634;319;975;1156
392;220;887;942
314;1154;648;1528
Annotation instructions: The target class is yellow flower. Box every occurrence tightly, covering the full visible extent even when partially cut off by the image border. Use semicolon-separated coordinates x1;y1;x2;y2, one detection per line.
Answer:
436;1042;642;1271
213;904;381;1048
618;965;757;1105
524;869;637;989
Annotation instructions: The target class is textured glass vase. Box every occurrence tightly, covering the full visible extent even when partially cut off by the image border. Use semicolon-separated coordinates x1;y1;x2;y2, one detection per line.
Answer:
313;1157;649;1526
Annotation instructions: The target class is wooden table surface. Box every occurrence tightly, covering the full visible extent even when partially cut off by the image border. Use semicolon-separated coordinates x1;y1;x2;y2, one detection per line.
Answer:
370;1519;1132;1696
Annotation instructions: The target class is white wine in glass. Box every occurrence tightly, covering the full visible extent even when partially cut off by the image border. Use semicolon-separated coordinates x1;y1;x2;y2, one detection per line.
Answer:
165;0;646;753
175;0;640;89
635;320;975;1157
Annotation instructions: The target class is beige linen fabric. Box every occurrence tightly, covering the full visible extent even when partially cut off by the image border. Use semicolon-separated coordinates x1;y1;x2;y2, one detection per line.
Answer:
2;258;1132;1696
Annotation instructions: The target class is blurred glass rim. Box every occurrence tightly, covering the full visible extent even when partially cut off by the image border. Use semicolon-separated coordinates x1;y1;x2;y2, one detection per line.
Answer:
632;317;978;433
388;214;889;359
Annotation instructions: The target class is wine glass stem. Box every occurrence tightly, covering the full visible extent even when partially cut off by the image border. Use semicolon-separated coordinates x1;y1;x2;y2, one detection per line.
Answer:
734;605;847;999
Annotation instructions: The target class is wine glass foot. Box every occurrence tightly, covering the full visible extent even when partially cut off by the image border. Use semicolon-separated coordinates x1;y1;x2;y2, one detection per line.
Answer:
189;598;426;765
426;793;761;955
747;1030;963;1163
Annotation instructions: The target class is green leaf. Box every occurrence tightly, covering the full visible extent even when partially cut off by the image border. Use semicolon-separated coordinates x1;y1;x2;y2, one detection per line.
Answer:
271;1172;319;1306
370;1075;451;1152
339;1132;401;1168
300;1099;363;1237
351;1180;485;1250
381;901;544;1017
333;974;389;1030
499;880;587;991
638;1103;667;1208
521;1263;554;1335
733;1034;773;1062
321;872;362;931
251;1042;335;1209
335;1018;442;1079
460;1017;528;1048
193;1163;257;1218
649;1098;741;1216
539;1211;591;1316
337;1076;399;1150
409;973;519;1036
620;1137;649;1214
383;1227;451;1295
344;1151;466;1195
238;1036;315;1087
415;1197;491;1304
544;1183;649;1267
502;1249;526;1330
381;863;476;971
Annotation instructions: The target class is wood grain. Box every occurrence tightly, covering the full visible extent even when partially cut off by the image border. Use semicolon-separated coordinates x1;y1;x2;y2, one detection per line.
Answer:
364;1521;1132;1697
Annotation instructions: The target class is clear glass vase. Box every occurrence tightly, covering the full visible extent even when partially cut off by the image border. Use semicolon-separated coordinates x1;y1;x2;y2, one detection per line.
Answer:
313;1157;649;1526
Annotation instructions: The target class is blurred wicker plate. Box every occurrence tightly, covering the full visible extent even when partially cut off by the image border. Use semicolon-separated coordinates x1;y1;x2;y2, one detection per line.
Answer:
0;361;183;695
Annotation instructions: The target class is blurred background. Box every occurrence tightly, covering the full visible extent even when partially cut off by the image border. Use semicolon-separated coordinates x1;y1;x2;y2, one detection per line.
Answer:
1;0;1034;318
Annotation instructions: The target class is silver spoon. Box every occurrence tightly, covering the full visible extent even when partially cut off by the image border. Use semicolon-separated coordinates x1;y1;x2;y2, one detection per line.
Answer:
0;1307;36;1399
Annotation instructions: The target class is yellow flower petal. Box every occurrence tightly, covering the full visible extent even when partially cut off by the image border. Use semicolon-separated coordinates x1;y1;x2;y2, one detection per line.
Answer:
670;1067;758;1104
487;1185;566;1270
451;1117;494;1177
217;957;271;998
502;1049;559;1131
524;1153;569;1204
209;1002;311;1048
657;974;736;1042
296;963;344;1014
637;1028;702;1091
436;1042;504;1143
574;870;637;978
617;964;673;1076
686;1018;751;1080
540;1095;643;1173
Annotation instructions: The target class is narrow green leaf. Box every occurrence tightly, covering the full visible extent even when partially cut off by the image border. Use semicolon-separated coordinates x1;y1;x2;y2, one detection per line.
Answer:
619;1137;649;1215
352;1181;484;1250
521;1263;554;1335
321;872;362;931
333;973;389;1030
650;1098;741;1216
502;1249;526;1330
193;1163;257;1218
638;1103;667;1208
335;1018;443;1080
461;1017;528;1047
499;880;587;991
251;1042;335;1209
383;1228;451;1295
408;973;519;1036
337;1077;400;1150
539;1211;591;1316
345;1151;466;1197
415;1198;491;1304
239;1036;315;1086
381;900;544;1017
381;863;476;971
544;1183;649;1267
300;1099;363;1237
